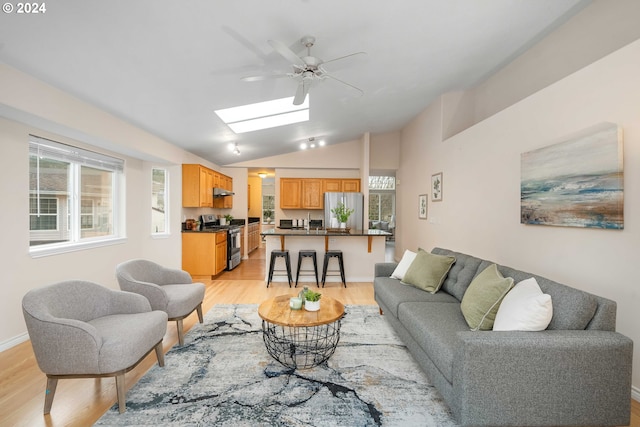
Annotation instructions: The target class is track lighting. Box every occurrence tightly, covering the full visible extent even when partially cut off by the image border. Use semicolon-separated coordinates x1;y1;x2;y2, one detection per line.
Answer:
233;143;240;155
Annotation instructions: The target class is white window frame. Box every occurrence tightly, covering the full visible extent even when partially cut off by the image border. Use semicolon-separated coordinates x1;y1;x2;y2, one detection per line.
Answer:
29;135;126;258
151;167;170;237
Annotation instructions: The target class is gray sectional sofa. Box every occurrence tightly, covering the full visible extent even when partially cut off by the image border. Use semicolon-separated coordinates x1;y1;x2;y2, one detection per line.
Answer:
374;247;633;427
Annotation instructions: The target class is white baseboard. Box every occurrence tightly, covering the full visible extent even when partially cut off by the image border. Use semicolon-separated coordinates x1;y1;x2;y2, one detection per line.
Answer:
632;386;640;402
0;332;29;353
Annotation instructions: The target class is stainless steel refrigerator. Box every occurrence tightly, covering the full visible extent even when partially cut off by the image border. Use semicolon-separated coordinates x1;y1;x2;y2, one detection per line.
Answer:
324;192;364;230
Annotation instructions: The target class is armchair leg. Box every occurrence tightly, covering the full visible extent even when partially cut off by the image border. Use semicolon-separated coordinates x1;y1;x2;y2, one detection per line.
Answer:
115;373;126;414
176;319;184;346
43;376;58;414
155;341;165;367
196;303;203;323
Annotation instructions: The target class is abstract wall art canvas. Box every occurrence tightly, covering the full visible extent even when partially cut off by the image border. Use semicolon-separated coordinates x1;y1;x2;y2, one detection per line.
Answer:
521;123;623;229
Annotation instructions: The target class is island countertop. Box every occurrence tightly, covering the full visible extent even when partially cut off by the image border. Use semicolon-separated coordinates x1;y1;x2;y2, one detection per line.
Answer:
260;228;390;237
261;228;389;255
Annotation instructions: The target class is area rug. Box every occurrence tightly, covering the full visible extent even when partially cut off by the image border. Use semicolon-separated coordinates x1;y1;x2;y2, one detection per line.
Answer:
95;304;457;426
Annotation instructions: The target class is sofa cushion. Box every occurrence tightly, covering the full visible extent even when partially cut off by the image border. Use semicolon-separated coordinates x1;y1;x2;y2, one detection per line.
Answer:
374;277;458;317
493;278;553;331
402;249;456;293
390;250;417;280
398;302;470;383
432;248;484;301
487;262;599;330
461;264;514;331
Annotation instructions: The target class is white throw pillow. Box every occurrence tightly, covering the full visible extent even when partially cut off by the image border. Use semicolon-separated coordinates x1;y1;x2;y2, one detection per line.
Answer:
493;277;553;331
390;250;417;280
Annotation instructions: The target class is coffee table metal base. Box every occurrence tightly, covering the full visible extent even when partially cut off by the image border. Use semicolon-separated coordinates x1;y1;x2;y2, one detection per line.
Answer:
261;320;341;369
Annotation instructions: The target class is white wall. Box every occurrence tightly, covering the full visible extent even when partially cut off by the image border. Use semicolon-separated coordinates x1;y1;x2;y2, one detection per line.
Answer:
0;66;217;348
397;39;640;391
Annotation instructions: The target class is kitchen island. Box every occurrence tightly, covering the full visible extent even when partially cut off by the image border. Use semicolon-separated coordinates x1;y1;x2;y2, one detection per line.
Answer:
261;228;390;284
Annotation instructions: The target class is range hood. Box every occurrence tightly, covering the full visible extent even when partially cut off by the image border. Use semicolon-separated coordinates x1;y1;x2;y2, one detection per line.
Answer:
213;187;235;197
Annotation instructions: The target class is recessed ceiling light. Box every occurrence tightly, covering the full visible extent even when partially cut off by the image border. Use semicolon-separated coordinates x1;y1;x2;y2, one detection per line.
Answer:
215;96;310;134
300;142;308;150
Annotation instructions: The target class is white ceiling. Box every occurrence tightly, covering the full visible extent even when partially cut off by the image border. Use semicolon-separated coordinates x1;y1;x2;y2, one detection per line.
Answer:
0;0;587;166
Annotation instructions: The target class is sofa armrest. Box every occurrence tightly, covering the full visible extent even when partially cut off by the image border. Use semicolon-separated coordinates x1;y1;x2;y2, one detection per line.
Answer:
452;330;633;426
375;262;397;278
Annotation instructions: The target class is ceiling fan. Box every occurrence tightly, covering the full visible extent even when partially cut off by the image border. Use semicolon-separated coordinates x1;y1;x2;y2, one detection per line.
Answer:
242;35;365;105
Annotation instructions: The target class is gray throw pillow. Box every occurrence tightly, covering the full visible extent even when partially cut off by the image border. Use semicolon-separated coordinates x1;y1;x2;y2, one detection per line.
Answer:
402;249;456;294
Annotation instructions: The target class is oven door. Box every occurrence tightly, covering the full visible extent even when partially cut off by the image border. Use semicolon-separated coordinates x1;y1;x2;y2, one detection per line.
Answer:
227;229;241;270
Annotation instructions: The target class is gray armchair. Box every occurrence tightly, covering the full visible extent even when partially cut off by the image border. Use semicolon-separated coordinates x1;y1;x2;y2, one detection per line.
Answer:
116;259;205;345
22;280;168;414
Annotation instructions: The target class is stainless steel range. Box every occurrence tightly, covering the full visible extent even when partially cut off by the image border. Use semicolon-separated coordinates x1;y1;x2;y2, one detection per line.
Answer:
200;215;242;270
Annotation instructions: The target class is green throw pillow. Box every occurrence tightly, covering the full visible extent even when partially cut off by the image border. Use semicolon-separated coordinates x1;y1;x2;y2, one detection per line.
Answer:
402;249;456;293
461;264;514;331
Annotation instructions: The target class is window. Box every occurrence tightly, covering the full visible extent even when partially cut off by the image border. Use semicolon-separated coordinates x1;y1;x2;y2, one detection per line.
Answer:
369;193;395;223
262;195;274;223
29;135;124;254
369;176;396;190
152;168;168;234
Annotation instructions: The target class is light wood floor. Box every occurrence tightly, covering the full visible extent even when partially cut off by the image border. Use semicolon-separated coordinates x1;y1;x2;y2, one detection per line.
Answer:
0;245;637;427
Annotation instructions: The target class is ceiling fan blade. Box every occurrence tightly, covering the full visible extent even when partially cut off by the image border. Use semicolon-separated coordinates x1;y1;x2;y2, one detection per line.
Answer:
322;51;367;65
241;73;289;82
324;73;364;95
293;80;311;105
268;39;306;66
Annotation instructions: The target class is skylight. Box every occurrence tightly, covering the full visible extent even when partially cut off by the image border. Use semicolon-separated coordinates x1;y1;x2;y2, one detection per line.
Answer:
215;96;309;134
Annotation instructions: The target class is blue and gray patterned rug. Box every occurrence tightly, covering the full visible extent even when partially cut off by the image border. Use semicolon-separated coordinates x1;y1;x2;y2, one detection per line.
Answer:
96;304;457;426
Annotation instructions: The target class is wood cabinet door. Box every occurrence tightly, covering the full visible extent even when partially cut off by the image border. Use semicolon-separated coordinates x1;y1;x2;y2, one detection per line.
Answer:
199;167;214;207
182;233;215;275
223;176;233;208
182;164;200;207
215;241;227;274
302;179;323;209
280;178;301;209
322;179;342;194
342;179;361;192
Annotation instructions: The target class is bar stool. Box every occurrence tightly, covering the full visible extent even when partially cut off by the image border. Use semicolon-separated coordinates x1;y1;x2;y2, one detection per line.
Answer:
322;250;346;288
295;250;319;288
267;250;292;288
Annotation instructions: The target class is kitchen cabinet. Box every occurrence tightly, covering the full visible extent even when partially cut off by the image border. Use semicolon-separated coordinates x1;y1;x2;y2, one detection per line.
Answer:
182;164;214;207
215;232;227;274
341;179;360;192
183;164;233;209
323;178;360;193
247;222;261;254
213;172;233;209
182;231;226;277
302;179;323;209
280;178;302;209
322;179;342;193
281;177;361;209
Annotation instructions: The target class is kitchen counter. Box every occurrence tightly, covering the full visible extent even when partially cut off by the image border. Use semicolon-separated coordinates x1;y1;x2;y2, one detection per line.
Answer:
262;228;390;237
260;228;389;284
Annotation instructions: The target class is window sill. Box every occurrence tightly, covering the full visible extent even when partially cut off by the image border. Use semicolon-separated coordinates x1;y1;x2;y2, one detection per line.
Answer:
151;232;171;239
29;237;127;259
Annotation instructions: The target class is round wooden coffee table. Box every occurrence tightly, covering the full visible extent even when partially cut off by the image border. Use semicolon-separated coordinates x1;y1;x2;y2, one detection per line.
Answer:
258;295;345;369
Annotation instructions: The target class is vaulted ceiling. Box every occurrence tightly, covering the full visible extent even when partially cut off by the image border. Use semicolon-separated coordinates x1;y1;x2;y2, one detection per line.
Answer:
0;0;588;165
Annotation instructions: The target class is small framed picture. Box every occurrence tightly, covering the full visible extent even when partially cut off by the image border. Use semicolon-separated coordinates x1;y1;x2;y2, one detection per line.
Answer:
419;194;428;219
431;172;443;201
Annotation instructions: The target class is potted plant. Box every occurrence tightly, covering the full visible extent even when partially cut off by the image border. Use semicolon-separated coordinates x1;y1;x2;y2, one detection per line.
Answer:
263;209;273;223
224;214;233;223
331;202;354;228
302;289;322;311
